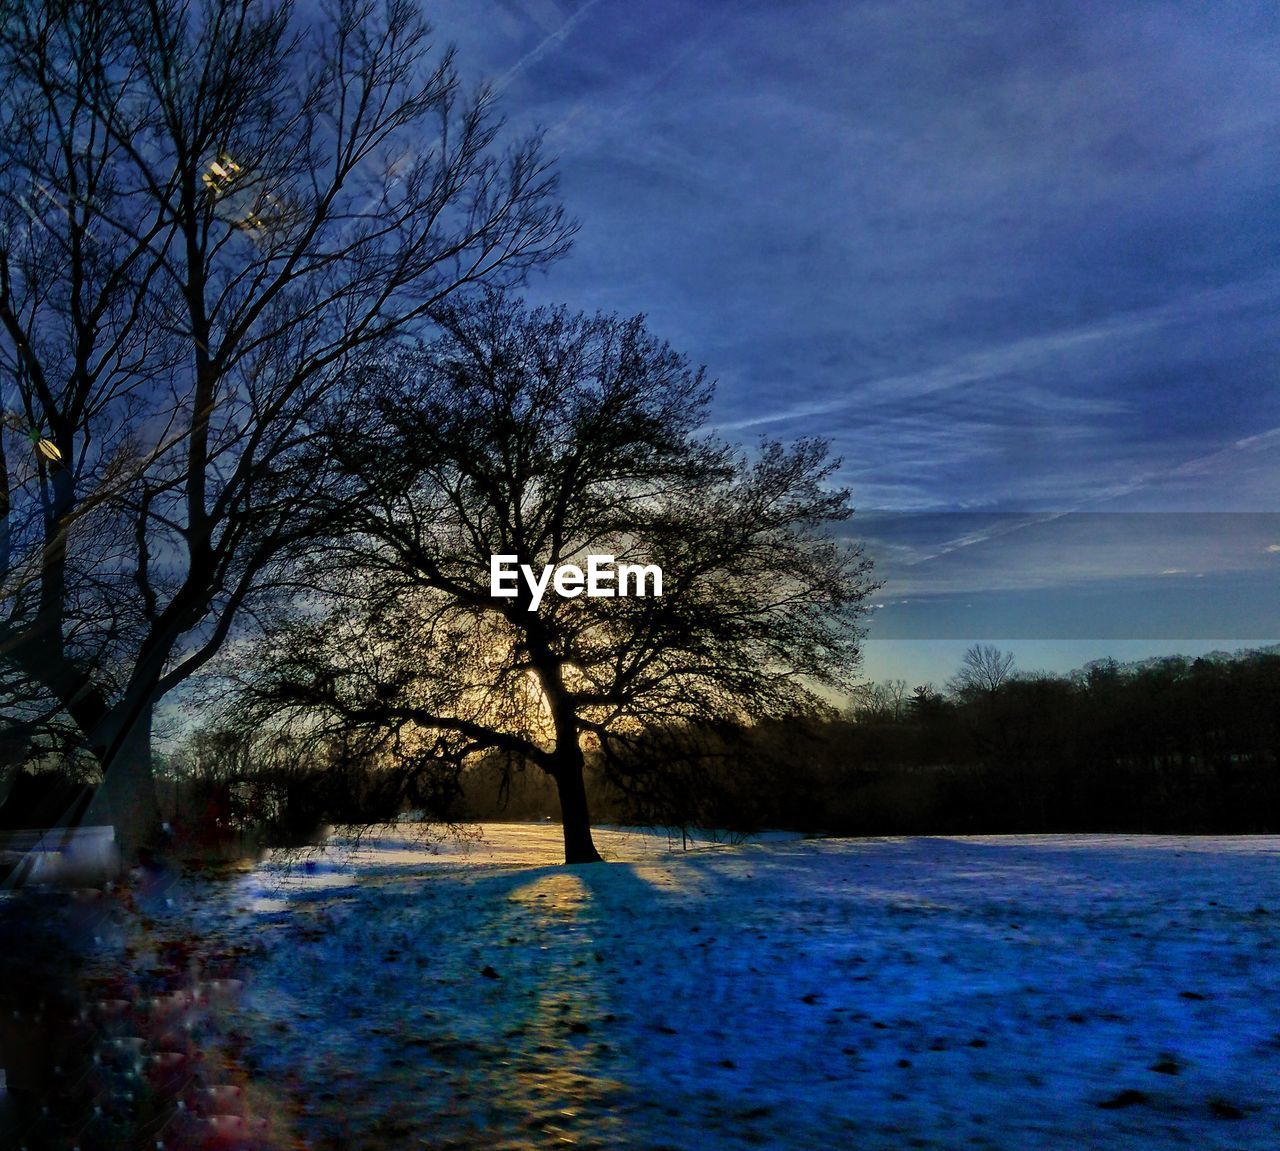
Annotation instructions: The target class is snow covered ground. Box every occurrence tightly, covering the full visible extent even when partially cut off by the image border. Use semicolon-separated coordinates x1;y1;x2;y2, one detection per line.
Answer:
174;827;1280;1149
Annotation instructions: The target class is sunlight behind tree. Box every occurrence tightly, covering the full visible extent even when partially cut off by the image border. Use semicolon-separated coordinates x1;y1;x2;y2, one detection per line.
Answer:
243;292;879;863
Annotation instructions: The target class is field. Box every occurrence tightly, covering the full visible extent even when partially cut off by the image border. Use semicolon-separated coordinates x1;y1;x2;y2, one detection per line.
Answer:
7;827;1280;1149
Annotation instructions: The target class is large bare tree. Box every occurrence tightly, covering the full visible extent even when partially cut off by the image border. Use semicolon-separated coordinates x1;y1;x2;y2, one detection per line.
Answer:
0;0;571;853
247;293;878;863
949;644;1017;697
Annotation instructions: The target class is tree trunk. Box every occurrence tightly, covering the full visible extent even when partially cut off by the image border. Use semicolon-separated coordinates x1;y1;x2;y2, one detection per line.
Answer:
85;702;162;863
551;743;602;864
526;627;603;865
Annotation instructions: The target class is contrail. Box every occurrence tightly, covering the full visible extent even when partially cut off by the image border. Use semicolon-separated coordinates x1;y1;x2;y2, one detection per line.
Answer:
901;424;1280;568
714;273;1280;436
539;15;725;147
494;0;604;93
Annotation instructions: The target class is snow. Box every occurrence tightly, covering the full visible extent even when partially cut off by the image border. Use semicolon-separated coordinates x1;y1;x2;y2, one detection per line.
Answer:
0;824;119;885
162;828;1280;1148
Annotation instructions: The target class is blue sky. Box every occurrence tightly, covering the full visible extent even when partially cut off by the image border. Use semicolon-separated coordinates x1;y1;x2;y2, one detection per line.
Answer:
427;0;1280;684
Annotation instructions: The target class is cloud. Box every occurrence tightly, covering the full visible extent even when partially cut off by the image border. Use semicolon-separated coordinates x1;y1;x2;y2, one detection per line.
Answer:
427;0;1280;631
492;0;605;94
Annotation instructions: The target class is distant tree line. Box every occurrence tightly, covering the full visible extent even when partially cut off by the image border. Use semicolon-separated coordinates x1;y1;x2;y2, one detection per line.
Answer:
10;644;1273;847
757;646;1280;835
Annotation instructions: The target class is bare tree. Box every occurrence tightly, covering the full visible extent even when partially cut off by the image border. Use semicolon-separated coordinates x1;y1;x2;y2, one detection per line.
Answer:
0;0;571;853
850;677;911;721
950;644;1016;697
245;293;879;863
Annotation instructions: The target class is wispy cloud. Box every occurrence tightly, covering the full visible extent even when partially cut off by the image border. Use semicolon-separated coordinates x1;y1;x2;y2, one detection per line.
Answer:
492;0;604;94
428;0;1280;637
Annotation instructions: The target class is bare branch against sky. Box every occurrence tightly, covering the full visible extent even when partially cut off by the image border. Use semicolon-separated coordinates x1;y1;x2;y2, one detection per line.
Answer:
240;292;878;863
0;0;572;852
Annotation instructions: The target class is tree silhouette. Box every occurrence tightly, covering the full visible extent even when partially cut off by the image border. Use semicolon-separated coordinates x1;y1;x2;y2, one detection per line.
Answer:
247;293;878;863
949;644;1016;697
0;0;571;853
